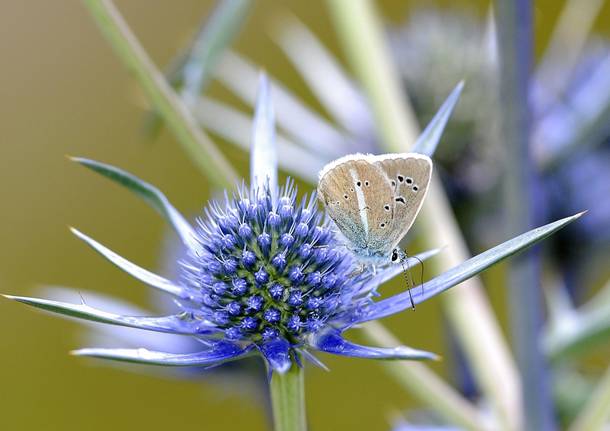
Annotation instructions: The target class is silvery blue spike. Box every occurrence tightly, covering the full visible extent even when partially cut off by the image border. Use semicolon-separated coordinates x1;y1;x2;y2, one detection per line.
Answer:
251;72;278;200
4;295;216;335
73;342;253;367
70;228;190;299
312;329;438;361
412;81;464;158
356;213;585;325
71;157;203;255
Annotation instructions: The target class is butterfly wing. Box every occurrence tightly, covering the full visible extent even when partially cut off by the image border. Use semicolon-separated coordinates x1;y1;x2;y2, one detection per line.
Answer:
318;155;394;253
372;153;432;251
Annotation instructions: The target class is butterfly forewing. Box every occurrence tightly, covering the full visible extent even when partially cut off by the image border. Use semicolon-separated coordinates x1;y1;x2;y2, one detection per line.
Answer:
372;154;432;252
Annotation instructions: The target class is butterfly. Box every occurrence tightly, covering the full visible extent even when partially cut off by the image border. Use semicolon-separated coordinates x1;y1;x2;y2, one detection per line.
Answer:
317;152;432;265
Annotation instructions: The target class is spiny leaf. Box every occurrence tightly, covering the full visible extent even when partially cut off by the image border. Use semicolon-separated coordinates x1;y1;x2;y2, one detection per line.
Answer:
251;73;278;197
72;343;251;367
3;295;213;335
71;157;202;254
412;81;464;158
71;227;186;298
360;212;586;323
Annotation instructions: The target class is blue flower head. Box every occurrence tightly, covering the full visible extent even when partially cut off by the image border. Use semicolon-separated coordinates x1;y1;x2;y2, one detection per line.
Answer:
5;159;441;374
179;180;367;348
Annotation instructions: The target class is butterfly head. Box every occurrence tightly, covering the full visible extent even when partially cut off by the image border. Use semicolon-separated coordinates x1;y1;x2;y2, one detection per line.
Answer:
391;248;401;263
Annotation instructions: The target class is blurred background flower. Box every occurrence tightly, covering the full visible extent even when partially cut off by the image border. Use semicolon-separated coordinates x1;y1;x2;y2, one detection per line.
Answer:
390;7;610;300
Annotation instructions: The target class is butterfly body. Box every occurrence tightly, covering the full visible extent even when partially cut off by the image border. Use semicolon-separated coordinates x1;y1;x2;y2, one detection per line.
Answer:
318;153;432;263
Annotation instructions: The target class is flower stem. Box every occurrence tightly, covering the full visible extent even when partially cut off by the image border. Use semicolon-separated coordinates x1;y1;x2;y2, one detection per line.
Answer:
270;364;306;431
324;0;419;151
81;0;238;188
495;1;554;430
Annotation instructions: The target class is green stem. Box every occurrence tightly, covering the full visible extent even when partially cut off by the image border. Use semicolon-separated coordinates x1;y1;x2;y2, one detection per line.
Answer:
181;0;251;102
82;0;238;189
495;2;554;430
325;0;419;151
270;365;307;431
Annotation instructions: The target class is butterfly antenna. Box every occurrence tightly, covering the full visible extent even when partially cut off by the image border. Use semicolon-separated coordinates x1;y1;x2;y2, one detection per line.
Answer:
399;251;416;310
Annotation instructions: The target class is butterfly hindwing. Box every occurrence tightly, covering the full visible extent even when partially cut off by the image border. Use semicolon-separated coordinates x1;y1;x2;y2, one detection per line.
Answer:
317;156;393;252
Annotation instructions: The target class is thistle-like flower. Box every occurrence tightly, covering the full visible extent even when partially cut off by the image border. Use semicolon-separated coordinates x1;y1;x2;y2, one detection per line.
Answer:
6;158;440;373
184;181;360;345
4;74;442;374
5;75;579;376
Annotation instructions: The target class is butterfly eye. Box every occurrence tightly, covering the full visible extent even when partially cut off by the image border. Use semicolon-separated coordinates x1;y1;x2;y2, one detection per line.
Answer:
391;250;399;262
412;185;419;192
397;175;404;183
406;177;413;184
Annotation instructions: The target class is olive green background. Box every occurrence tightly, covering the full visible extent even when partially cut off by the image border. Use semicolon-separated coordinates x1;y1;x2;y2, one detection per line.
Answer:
1;1;609;430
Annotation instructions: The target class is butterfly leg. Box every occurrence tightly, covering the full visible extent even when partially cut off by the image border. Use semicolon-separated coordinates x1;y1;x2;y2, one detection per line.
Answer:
397;248;416;310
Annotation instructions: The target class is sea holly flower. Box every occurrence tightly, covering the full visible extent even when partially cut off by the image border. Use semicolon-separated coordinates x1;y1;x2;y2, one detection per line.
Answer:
4;74;581;376
534;48;610;295
4;156;580;374
15;156;445;369
6;161;439;373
